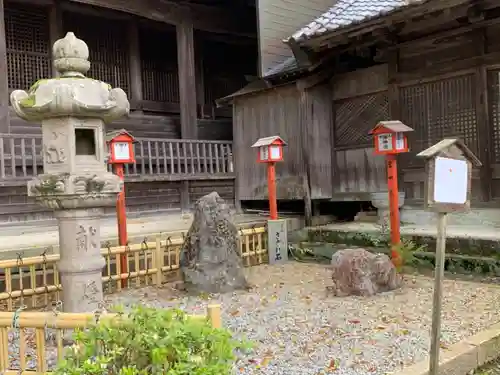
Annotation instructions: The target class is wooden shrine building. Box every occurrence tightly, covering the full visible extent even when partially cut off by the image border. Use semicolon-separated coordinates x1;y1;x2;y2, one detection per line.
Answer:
221;0;500;220
0;0;257;222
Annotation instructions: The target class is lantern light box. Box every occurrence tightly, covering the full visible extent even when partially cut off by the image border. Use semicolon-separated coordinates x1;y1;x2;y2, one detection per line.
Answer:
369;121;414;155
106;129;137;164
251;135;287;163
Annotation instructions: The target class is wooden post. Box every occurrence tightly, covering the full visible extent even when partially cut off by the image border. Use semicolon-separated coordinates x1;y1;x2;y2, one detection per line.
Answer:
195;37;205;118
386;154;401;264
417;138;482;375
0;0;9;134
176;18;198;139
113;163;128;288
49;0;63;78
267;162;278;220
232;104;243;213
128;18;143;113
429;212;447;375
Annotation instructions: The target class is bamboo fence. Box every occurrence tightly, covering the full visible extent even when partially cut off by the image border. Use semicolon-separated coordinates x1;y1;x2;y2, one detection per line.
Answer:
0;226;268;311
0;304;222;374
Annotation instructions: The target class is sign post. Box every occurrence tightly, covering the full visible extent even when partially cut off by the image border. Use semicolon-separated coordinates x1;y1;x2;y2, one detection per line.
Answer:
417;138;481;375
251;136;288;264
106;129;137;288
369;121;414;266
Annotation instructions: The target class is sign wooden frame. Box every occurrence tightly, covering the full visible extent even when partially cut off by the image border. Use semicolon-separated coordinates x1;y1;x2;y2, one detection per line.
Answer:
417;138;482;213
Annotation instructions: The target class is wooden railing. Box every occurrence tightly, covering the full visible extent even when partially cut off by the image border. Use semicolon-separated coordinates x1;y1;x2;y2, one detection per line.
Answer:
0;305;222;374
0;227;268;311
0;133;234;184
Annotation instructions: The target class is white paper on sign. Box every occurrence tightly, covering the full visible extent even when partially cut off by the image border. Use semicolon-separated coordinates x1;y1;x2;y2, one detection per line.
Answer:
433;157;468;204
113;142;130;161
270;145;280;160
260;146;269;161
395;133;405;150
378;133;392;151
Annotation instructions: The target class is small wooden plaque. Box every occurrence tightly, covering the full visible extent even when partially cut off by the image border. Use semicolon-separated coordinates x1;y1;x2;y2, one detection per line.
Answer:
417;139;482;213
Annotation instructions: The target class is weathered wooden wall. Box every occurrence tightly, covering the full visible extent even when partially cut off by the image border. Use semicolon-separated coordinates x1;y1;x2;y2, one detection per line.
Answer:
233;82;333;201
5;0;252;136
0;0;251;222
394;29;486;205
331;65;389;199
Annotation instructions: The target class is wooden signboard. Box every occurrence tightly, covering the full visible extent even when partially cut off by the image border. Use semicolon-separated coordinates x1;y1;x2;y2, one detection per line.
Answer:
416;138;481;375
417;138;481;213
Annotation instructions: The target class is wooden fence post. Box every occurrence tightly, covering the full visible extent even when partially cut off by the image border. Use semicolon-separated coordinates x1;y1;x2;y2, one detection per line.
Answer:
207;304;221;329
155;236;164;286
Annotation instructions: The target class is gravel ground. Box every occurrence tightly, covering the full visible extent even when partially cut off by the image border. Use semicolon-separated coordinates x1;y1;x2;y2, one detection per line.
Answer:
474;359;500;375
7;262;500;374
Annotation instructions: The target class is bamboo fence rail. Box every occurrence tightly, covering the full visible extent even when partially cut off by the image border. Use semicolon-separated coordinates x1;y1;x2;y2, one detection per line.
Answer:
0;227;268;311
0;304;222;374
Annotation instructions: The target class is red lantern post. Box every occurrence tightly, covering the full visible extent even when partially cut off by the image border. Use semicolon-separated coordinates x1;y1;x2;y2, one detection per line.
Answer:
106;129;136;287
251;136;287;220
369;121;414;266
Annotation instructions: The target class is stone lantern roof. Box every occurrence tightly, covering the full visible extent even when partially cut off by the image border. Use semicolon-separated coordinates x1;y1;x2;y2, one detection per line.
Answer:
10;32;130;123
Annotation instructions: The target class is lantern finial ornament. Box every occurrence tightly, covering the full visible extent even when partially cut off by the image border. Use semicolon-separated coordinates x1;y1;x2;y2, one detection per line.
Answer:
53;32;91;77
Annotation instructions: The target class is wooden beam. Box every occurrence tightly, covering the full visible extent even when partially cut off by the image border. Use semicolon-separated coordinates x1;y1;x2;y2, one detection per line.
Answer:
395;49;500;83
475;28;492;202
307;0;472;50
65;0;255;36
0;0;9;133
128;18;143;112
177;18;198;139
195;37;206;118
232;103;242;213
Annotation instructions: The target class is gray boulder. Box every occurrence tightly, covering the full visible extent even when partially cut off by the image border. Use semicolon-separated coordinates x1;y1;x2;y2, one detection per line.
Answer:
329;248;402;297
180;192;248;294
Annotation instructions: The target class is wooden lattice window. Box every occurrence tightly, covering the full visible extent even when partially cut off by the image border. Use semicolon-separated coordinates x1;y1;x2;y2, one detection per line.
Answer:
62;12;130;96
203;40;249;104
334;92;389;147
5;2;51;91
488;70;500;164
139;24;178;104
400;75;478;158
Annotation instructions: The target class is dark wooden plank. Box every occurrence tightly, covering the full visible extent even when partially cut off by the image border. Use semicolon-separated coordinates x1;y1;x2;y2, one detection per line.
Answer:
176;19;198;139
128;18;143;111
0;0;9;134
49;0;63;77
475;28;492;202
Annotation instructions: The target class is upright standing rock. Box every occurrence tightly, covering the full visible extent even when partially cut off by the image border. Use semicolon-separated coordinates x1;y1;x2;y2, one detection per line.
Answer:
180;192;248;294
10;32;129;312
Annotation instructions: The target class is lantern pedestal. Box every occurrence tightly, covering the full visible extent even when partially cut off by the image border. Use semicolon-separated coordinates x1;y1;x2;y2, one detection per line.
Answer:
55;208;106;312
370;192;405;227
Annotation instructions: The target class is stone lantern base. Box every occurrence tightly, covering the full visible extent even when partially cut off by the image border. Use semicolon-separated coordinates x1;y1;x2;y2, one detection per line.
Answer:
370;191;405;228
55;208;106;312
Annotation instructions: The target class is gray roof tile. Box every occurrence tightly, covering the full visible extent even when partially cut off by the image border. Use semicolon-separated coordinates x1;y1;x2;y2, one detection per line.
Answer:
289;0;426;43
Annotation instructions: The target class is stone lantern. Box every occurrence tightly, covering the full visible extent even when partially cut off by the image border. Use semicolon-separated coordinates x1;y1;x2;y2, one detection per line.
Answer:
10;32;130;313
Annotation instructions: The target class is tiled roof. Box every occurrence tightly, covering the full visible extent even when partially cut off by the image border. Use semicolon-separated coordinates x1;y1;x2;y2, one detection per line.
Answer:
288;0;426;43
264;56;299;77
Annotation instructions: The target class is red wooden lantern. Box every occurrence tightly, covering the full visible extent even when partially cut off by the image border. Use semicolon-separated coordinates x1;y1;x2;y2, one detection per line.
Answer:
369;121;414;155
251;135;287;163
106;129;136;164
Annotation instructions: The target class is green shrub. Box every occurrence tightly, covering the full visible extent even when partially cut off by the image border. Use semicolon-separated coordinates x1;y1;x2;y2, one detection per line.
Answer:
54;305;251;375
